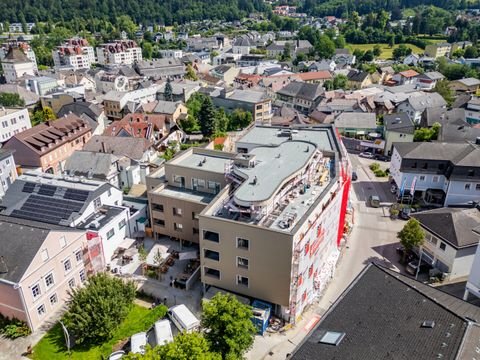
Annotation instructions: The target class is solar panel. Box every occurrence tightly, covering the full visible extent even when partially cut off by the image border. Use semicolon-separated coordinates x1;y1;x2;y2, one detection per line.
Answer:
38;185;57;197
22;183;35;193
64;189;89;202
11;209;63;224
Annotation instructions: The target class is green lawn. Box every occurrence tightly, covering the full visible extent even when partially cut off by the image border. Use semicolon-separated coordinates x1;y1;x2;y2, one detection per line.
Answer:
32;304;167;360
346;43;424;59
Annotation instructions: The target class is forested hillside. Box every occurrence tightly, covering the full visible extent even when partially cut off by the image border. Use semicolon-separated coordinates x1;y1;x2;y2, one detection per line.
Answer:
0;0;267;25
301;0;468;17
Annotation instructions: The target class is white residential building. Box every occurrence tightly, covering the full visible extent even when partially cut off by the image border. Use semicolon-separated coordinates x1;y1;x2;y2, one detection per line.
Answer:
0;149;17;198
390;141;480;207
52;38;95;70
464;227;480;301
159;49;183;59
96;40;142;66
0;172;146;267
0;107;31;142
397;92;447;124
0;42;38;72
1;47;36;83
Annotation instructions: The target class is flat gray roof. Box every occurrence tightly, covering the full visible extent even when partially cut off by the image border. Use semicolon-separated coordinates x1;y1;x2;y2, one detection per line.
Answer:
154;185;215;203
175;153;231;174
236;126;334;151
234;141;315;204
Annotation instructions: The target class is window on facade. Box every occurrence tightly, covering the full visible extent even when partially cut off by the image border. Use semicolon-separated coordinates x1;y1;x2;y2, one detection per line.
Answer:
237;257;249;269
107;228;115;239
174;223;183;231
37;304;46;316
59;236;67;248
118;219;126;229
411;162;417;168
192;212;199;220
173;175;184;184
193;227;199;234
41;249;49;261
64;259;72;272
107;189;112;197
419;176;426;181
432;176;439;183
476;184;480;191
465;183;471;191
468;170;475;177
32;284;41;298
440;242;446;251
204;230;219;243
173;207;182;216
237;237;249;250
68;278;75;288
204;267;220;279
75;250;82;263
45;273;54;288
154;219;165;227
237;275;249;287
152;204;164;212
93;197;102;208
204;249;220;261
208;181;220;194
49;293;58;306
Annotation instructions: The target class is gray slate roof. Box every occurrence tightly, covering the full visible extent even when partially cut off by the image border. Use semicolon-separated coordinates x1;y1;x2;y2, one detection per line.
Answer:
153;100;180;115
411;208;480;248
0;216;78;283
84;135;152;161
384;113;414;134
335;112;376;129
276;82;324;101
291;263;480;360
408;92;447;111
64;151;117;180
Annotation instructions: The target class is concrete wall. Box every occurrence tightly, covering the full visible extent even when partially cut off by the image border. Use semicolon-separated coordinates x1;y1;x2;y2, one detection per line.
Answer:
445;180;480;206
199;213;293;307
0;282;27;324
0;154;17;198
384;131;414;156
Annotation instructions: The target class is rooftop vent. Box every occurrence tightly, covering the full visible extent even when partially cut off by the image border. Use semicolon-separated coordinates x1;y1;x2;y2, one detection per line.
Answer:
318;331;345;346
421;320;435;328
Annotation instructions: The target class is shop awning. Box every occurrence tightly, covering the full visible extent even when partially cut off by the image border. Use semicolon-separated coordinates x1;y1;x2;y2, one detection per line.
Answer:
118;238;136;250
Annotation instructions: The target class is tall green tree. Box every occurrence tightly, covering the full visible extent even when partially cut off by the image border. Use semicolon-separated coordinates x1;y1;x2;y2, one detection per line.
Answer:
0;93;25;107
185;64;198;81
31;106;56;126
123;332;221;360
397;218;425;263
62;273;136;345
228;109;252;131
316;35;335;59
433;79;454;107
142;41;153;59
202;293;256;359
164;79;173;102
198;96;216;137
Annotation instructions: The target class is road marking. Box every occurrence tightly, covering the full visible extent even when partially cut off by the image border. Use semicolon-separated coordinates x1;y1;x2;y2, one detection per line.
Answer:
303;315;321;332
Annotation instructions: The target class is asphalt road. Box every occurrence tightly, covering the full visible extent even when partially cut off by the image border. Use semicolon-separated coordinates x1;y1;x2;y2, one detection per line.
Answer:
247;154;406;360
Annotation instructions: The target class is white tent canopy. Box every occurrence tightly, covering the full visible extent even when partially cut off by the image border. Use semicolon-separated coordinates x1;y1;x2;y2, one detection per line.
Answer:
117;238;136;250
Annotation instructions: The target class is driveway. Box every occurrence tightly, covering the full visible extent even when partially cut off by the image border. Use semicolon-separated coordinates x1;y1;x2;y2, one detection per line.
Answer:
246;153;406;360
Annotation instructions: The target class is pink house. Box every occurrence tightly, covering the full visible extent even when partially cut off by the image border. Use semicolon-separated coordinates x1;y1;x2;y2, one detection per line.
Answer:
0;216;88;331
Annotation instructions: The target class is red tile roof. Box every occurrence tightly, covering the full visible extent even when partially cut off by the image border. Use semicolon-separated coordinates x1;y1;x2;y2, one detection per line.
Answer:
297;71;332;81
103;113;169;139
399;70;419;78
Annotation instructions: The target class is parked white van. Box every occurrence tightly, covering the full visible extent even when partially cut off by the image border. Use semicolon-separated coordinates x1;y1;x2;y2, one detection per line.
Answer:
130;332;147;354
168;304;200;333
154;319;174;346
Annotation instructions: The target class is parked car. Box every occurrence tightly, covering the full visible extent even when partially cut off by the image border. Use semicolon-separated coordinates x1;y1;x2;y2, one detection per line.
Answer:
368;195;380;208
406;259;432;276
359;151;375;159
168;304;200;333
399;206;415;220
109;351;125;360
352;171;358;181
374;154;391;162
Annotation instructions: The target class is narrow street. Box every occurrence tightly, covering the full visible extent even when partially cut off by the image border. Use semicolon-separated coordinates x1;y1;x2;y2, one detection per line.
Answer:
247;154;406;360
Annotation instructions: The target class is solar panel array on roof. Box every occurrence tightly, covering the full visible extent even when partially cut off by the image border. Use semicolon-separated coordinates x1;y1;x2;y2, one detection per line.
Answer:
11;194;84;224
64;189;89;202
22;182;35;193
38;184;57;197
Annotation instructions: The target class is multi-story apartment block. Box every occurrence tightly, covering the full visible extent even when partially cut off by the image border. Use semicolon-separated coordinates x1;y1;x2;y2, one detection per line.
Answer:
211;88;272;124
3;114;92;174
52;38;95;70
276;82;324;114
0;42;38;72
0;216;88;331
0;107;31;142
424;43;452;59
96;40;142;66
148;125;351;322
390;141;480;206
1;46;36;83
0;149;17;198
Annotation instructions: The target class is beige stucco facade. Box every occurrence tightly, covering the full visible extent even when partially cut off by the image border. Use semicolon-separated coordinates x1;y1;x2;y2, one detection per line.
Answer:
0;229;87;331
